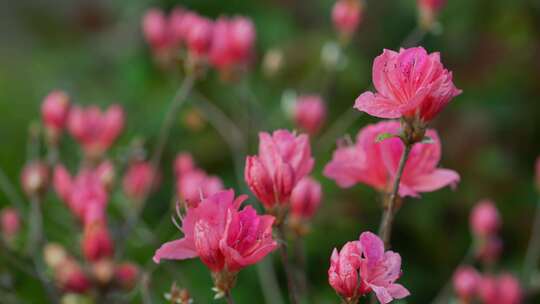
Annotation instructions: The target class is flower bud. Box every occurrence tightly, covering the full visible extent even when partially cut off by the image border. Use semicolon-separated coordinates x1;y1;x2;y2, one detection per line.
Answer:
290;177;322;220
122;161;159;200
142;9;170;51
56;259;91;293
115;262;139;291
470;199;500;237
452;266;480;301
293;95;327;135
479;274;522;304
44;243;68;269
91;258;115;286
185;14;213;57
417;0;446;30
82;222;114;262
174;153;195;176
535;156;540;192
332;0;363;40
21;161;49;197
41;90;70;144
1;208;20;240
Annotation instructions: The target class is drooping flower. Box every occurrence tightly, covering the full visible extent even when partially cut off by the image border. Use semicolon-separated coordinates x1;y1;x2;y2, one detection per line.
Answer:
41;90;70;143
21;161;49;197
479;274;522;304
453;266;480;301
324;121;459;197
174;152;223;207
67;104;124;159
153;190;277;273
328;232;410;303
293;95;327;135
332;0;363;39
470;199;500;237
209;16;255;72
245;130;314;210
354;47;461;124
122;161;159;200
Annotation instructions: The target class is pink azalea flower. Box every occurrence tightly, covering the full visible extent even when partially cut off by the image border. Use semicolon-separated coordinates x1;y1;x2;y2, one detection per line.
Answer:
184;14;213;57
324;121;459;197
470;199;500;237
142;8;172;51
122;161;159;200
209;16;255;71
354;47;461;123
479;274;522;304
53;165;108;221
115;262;139;291
67;104;124;159
293;95;327;135
328;232;410;303
245;130;314;209
82;220;114;262
290;177;322;220
153;190;277;273
174;152;223;207
56;258;91;293
332;0;363;37
41;90;70;140
453;266;480;301
168;7;187;45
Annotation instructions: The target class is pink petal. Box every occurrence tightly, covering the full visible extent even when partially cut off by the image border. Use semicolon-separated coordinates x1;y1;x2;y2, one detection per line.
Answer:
354;92;402;119
153;239;198;263
359;232;384;266
388;283;410;299
371;285;393;304
411;169;460;193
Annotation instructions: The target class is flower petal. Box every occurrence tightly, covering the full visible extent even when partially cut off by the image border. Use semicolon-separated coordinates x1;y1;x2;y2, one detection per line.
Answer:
153;239;198;263
354;92;402;119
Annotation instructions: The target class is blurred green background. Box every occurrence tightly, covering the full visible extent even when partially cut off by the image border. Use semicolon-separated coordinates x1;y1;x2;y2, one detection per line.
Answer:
1;0;540;303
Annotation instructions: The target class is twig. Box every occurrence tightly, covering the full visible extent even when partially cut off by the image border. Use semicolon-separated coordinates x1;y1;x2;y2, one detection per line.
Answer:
523;197;540;285
276;223;299;304
225;292;235;304
378;143;412;247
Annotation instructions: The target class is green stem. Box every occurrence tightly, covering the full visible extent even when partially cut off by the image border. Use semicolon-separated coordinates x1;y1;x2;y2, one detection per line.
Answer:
276;223;299;304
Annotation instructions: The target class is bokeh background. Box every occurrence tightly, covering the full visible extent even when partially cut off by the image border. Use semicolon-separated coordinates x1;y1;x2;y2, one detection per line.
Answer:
1;0;540;303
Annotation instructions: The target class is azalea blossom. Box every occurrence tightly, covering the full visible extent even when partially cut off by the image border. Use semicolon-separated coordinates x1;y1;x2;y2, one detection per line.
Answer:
293;95;327;135
470;199;500;237
174;152;223;207
354;47;461;123
67;104;124;159
290;177;322;220
1;208;20;240
332;0;363;38
153;190;277;274
209;16;255;71
479;274;522;304
41;90;70;143
122;161;159;200
245;130;314;209
328;231;410;303
324;121;459;197
453;266;480;301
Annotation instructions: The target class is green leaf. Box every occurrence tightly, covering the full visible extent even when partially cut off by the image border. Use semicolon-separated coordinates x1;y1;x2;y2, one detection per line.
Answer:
375;132;396;142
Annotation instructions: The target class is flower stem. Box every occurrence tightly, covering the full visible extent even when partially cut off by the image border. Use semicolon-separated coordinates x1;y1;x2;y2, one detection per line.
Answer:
378;142;412;247
225;292;235;304
523;196;540;285
276;223;299;304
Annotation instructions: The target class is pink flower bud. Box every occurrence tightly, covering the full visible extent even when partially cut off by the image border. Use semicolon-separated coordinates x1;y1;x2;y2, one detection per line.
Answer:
56;259;91;293
354;47;461;123
67;104;124;159
418;0;447;13
115;262;139;290
82;222;114;262
293;95;327;135
290;177;322;220
142;9;171;50
122;161;159;200
177;169;224;208
168;7;187;45
328;232;410;303
452;266;480;301
479;274;522;304
154;190;277;275
185;14;213;57
1;208;20;239
210;16;255;71
245;130;314;210
470;199;500;237
417;0;447;29
21;161;49;197
174;153;195;176
332;0;363;38
41;90;70;142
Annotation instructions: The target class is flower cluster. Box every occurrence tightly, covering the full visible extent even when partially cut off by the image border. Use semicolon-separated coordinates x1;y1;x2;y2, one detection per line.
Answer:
142;6;255;75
